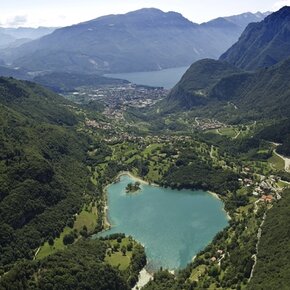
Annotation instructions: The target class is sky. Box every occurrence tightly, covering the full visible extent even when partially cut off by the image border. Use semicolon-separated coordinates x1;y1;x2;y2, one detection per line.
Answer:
0;0;290;28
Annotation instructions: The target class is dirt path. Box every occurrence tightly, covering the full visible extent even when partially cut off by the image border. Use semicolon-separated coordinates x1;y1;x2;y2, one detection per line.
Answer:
233;130;241;139
34;247;40;260
249;212;267;281
210;145;215;159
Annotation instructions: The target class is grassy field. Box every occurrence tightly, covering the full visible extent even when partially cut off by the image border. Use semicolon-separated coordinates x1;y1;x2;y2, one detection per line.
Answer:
105;251;132;271
277;180;289;188
218;127;238;138
142;143;161;157
105;237;134;271
268;152;285;171
36;204;98;260
36;227;71;260
74;204;98;232
189;265;206;282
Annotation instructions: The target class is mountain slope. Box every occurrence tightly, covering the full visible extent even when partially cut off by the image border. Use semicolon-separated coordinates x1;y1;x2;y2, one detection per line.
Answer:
220;6;290;70
167;59;241;109
0;65;29;79
2;9;268;73
248;188;290;289
0;240;130;290
0;31;15;48
167;57;290;119
208;57;290;119
0;77;93;269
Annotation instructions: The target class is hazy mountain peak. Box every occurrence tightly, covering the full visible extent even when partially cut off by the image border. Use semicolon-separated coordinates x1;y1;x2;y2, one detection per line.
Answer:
126;7;164;15
201;11;270;30
0;8;270;74
82;7;196;28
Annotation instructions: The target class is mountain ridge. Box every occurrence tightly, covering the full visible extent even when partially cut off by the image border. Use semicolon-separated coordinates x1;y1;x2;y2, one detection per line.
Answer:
220;6;290;70
0;8;269;74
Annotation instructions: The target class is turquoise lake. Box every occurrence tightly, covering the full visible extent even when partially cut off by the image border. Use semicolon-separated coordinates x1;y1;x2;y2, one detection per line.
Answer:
100;174;228;271
105;66;189;89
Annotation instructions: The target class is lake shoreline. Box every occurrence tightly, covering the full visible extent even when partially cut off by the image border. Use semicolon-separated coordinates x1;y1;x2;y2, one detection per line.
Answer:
208;191;231;220
102;172;231;231
105;65;189;89
102;171;151;230
117;171;149;185
116;171;160;188
101;171;230;279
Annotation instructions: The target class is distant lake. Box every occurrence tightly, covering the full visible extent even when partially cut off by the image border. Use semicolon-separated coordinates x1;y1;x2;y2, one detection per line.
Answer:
99;174;228;271
105;66;189;89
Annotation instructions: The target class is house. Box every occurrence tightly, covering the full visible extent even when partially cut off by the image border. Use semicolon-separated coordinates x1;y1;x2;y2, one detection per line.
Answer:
260;195;274;203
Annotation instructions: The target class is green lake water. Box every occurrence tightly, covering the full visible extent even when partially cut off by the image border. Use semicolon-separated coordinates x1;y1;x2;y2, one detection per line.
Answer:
100;174;228;271
105;66;189;89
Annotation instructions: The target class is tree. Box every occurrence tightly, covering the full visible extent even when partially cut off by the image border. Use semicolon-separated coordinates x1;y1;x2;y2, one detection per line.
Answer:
48;236;54;246
209;266;219;277
113;243;120;252
121;246;127;256
127;242;133;251
63;232;75;245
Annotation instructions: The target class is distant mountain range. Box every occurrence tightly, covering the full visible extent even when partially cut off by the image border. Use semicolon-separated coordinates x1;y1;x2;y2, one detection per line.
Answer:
0;27;56;49
0;31;16;48
220;6;290;70
0;8;269;74
167;6;290;120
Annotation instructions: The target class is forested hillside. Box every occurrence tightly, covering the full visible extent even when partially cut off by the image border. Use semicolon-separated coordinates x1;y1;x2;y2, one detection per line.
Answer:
167;57;290;121
167;59;240;109
248;189;290;289
257;118;290;156
0;240;130;289
0;77;93;270
0;76;150;290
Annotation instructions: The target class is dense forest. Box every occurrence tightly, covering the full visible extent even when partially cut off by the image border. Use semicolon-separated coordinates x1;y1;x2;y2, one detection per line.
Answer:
0;240;129;290
0;77;93;271
162;161;239;195
166;56;290;122
0;77;150;290
257;118;290;156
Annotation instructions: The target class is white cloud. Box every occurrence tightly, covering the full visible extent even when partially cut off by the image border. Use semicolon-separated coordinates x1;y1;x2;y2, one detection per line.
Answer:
0;0;284;28
6;15;28;27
